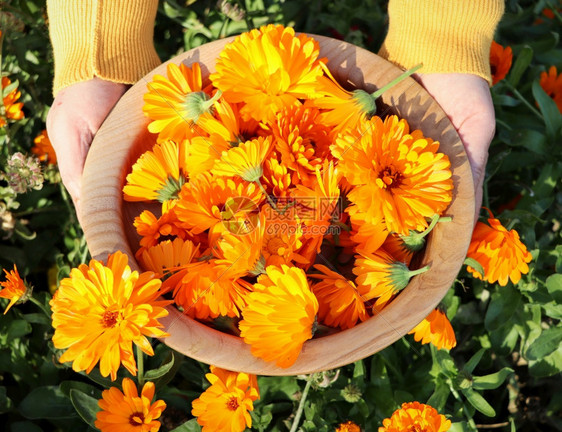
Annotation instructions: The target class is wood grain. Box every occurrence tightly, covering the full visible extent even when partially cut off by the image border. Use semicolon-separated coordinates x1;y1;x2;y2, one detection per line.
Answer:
81;35;475;375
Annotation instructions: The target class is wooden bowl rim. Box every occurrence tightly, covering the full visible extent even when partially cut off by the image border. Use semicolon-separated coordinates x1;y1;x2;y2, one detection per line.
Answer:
81;34;475;375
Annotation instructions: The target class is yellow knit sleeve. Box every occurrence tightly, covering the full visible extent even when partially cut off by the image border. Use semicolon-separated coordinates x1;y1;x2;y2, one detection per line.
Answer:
47;0;161;96
378;0;505;85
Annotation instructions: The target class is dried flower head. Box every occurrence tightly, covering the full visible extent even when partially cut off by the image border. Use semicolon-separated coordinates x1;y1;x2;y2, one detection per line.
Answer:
3;152;43;194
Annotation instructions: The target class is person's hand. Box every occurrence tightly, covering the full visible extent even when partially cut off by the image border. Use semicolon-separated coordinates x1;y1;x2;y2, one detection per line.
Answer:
416;73;495;224
47;78;128;220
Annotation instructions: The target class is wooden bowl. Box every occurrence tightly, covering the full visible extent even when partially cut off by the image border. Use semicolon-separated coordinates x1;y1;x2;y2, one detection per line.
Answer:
81;35;474;376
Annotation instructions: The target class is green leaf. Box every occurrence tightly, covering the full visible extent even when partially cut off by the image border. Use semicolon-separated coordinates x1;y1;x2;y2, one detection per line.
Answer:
507;129;548;155
485;286;522;331
169;419;202;432
0;386;13;414
426;382;450;412
10;421;44;432
59;381;101;400
472;367;514;390
461;388;496;417
353;360;365;380
508;45;533;87
2;79;19;97
449;422;471;432
69;389;100;428
464;348;486;375
7;319;32;342
526;326;562;360
463;258;484;279
546;274;562;303
529;345;562;377
145;352;177;382
532;80;562;141
19;386;76;419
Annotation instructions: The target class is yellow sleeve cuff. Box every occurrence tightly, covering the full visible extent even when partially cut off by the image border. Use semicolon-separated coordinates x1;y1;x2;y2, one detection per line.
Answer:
48;0;161;96
379;0;504;85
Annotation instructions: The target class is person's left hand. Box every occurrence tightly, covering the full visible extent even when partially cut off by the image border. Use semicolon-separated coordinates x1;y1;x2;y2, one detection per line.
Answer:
417;73;496;224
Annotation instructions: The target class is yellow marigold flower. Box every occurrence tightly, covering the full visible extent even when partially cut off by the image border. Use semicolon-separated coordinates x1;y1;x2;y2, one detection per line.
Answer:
212;136;272;182
409;307;457;350
354;250;429;304
197;98;261;144
1;76;24;128
192;365;259;432
466;212;532;286
379;401;451;432
539;65;562;113
239;265;318;368
311;264;368;330
210;24;325;122
95;378;166;432
50;251;170;380
138;237;200;277
268;105;332;187
123;139;189;203
262;156;292;197
185;134;232;178
332;115;453;236
32;130;57;165
174;172;264;236
308;63;376;134
336;420;362;432
490;40;512;86
0;264;28;314
143;62;212;143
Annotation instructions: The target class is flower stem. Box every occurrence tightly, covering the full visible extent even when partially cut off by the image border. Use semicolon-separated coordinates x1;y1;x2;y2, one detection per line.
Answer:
289;377;313;432
29;295;51;317
255;178;279;211
408;265;431;278
371;64;423;99
505;82;543;120
136;345;145;388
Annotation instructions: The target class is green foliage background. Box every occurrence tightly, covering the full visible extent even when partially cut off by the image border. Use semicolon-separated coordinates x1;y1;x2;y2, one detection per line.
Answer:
0;0;561;431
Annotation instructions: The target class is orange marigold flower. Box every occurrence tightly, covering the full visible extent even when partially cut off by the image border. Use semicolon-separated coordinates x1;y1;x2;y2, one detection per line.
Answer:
539;65;562;113
212;136;272;182
381;233;414;267
336;420;362;432
490;40;512;86
123;139;189;203
142;62;213;143
210;24;325;123
267;105;332;187
466;212;532;286
349;211;388;255
239;265;318;368
409;307;457;350
174;172;264;236
192;366;259;432
133;204;190;254
0;264;28;314
95;378;166;432
332;115;453;235
311;264;368;330
1;76;24;128
379;402;451;432
262;156;292;197
31;130;57;165
354;250;429;304
50;251;170;380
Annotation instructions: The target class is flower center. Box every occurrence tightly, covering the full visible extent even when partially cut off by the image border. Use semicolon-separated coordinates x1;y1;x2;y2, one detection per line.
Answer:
408;425;427;432
378;165;403;189
101;310;119;328
226;396;239;411
266;236;288;256
129;411;145;426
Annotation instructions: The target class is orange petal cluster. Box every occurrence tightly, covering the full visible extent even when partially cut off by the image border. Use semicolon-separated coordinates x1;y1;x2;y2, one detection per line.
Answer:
379;402;451;432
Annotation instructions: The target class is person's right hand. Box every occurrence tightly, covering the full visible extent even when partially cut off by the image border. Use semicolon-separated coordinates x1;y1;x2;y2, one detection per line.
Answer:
47;78;127;220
